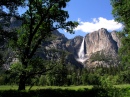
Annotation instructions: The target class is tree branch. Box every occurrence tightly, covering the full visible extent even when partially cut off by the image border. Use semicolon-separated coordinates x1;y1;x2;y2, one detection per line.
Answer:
32;3;53;37
28;36;42;58
26;64;57;79
24;3;53;60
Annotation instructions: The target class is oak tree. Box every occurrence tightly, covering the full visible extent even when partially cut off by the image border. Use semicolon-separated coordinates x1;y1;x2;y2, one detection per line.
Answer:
8;0;78;90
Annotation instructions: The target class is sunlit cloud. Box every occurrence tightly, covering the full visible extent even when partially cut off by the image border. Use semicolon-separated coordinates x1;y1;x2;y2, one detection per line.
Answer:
75;17;123;33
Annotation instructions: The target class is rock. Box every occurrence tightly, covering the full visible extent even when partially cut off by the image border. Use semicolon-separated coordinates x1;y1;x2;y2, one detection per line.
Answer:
83;28;120;67
66;36;83;57
40;30;84;68
85;28;118;55
0;16;122;68
42;28;121;68
111;31;121;48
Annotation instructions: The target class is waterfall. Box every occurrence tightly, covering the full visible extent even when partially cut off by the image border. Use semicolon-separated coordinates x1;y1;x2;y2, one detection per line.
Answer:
78;38;85;59
77;37;87;63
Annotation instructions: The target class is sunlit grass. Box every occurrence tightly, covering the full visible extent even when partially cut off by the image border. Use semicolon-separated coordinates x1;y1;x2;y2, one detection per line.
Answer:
0;85;18;90
114;84;130;88
0;85;93;90
0;84;130;91
32;85;93;90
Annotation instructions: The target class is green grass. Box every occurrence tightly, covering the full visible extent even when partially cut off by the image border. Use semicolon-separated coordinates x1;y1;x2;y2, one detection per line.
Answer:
114;84;130;88
0;84;130;90
0;85;93;90
0;85;18;90
0;85;130;97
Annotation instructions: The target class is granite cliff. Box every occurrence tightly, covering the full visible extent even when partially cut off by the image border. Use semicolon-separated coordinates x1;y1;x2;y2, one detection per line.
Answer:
0;17;121;68
82;28;121;67
40;28;121;68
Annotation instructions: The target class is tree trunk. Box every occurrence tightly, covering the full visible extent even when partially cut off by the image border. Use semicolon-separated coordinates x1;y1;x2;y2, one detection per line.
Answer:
18;72;26;90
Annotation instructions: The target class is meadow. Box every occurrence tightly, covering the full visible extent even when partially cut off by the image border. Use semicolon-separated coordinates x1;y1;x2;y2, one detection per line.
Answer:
0;85;130;97
1;84;130;90
0;85;93;90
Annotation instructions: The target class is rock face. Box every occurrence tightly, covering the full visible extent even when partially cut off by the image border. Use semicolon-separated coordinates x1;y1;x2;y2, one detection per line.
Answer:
85;28;118;56
39;30;83;68
66;36;83;58
0;16;121;68
41;28;121;68
111;31;121;48
83;28;121;67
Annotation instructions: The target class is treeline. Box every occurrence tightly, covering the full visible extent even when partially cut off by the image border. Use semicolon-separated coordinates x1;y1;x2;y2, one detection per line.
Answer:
0;62;130;86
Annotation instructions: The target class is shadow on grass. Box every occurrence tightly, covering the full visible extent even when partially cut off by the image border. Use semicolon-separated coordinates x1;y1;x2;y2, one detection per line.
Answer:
0;87;129;97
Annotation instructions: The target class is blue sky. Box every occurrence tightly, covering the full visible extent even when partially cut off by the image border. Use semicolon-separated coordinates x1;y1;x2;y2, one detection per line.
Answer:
58;0;123;39
17;0;123;39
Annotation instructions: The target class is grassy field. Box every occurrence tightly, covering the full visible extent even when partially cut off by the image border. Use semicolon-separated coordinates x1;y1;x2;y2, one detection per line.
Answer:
0;85;130;97
0;84;130;90
114;84;130;88
0;85;93;90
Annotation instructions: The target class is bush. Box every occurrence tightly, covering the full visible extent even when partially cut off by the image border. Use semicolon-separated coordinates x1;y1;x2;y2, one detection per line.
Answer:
0;87;128;97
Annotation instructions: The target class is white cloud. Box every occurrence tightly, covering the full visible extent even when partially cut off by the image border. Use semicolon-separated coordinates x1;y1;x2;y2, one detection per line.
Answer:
77;18;81;22
75;17;123;33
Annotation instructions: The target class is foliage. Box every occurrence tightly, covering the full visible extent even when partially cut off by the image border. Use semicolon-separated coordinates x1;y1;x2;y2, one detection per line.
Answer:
1;0;79;90
0;0;25;11
0;51;4;66
110;0;130;68
90;51;112;63
2;61;130;87
0;87;127;97
119;70;130;83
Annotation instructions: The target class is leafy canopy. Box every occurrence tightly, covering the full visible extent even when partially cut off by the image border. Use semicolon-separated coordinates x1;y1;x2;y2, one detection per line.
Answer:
111;0;130;68
7;0;78;90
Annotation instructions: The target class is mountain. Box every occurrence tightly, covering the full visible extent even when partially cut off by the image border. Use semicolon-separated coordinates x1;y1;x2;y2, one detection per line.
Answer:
0;17;121;68
39;28;121;68
79;28;121;67
85;28;118;55
37;30;84;68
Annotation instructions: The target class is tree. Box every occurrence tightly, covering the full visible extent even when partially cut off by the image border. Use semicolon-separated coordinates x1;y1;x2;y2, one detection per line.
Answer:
0;0;25;14
58;51;68;86
0;0;26;68
8;0;78;90
0;51;4;65
0;0;25;28
110;0;130;68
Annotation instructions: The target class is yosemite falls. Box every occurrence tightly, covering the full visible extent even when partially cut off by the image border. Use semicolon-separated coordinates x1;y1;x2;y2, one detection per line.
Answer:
77;38;87;63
